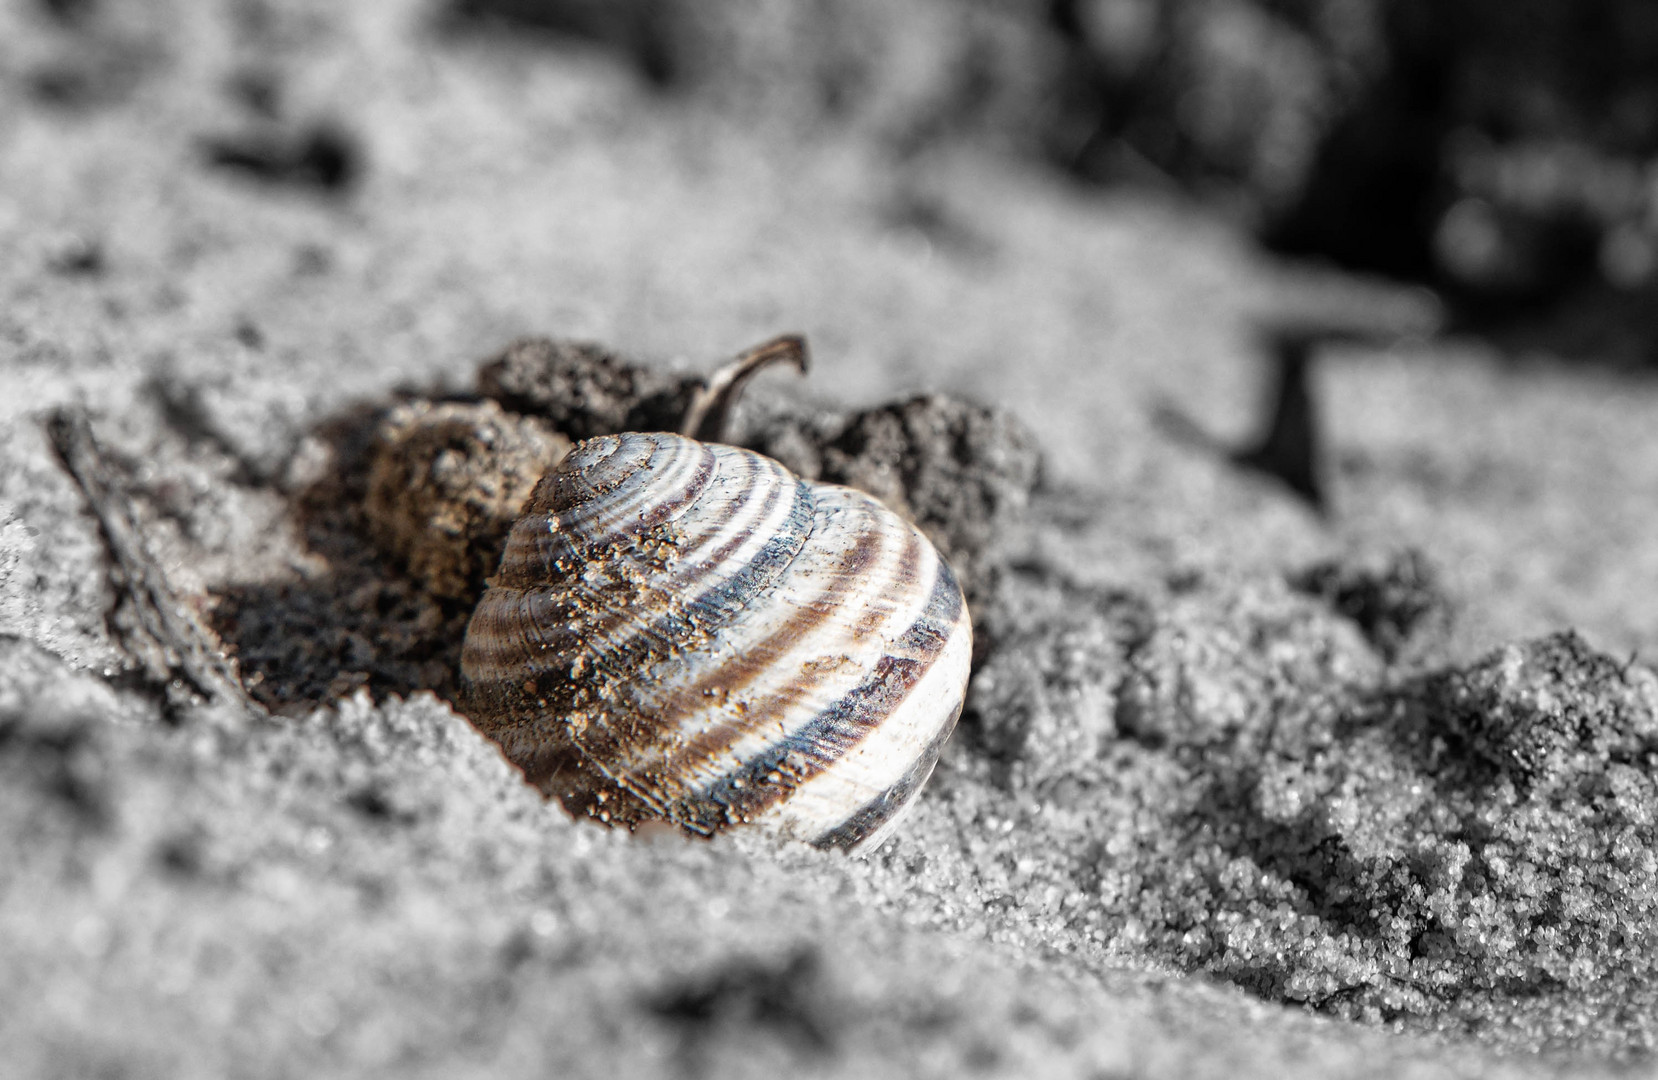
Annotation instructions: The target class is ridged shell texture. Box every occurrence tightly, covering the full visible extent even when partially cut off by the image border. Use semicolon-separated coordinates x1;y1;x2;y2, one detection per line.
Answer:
461;431;973;851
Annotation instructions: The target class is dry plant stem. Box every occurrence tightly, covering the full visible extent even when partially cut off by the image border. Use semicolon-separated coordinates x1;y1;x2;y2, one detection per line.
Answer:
45;406;261;720
1154;318;1434;513
679;334;810;444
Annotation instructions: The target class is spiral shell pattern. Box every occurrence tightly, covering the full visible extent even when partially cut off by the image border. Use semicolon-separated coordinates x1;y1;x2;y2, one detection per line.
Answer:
460;431;973;851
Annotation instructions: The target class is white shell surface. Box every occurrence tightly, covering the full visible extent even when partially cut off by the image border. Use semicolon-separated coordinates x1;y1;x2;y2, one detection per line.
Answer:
460;431;973;851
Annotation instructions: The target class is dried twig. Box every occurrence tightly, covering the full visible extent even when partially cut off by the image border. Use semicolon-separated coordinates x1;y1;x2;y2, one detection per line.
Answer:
679;334;809;444
44;406;261;720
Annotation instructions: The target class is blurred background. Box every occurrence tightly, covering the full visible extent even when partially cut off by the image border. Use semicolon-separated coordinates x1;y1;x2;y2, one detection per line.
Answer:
429;0;1658;360
13;0;1658;361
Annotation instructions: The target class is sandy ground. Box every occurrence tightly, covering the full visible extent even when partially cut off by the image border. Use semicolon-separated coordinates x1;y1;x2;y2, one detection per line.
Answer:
6;4;1658;1077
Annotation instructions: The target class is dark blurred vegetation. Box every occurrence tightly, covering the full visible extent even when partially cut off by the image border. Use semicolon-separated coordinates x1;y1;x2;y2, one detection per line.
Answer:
449;0;1658;359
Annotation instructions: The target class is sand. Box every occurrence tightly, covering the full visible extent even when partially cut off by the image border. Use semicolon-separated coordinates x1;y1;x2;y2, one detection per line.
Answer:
5;4;1658;1077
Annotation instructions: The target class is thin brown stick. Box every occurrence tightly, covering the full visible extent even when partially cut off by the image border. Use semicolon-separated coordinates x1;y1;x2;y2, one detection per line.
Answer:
679;334;810;444
44;406;261;719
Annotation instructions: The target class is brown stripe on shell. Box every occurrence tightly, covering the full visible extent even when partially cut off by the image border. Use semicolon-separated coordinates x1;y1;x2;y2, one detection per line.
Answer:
462;439;817;822
602;516;908;796
559;451;801;655
467;446;783;689
490;438;810;668
495;434;718;590
809;696;962;850
458;431;972;846
668;559;964;836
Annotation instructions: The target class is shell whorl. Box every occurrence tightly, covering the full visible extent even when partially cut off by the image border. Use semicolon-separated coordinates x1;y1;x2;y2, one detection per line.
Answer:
460;431;973;851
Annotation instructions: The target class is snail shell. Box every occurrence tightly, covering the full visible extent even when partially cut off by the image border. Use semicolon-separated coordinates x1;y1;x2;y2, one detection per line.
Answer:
460;431;973;851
